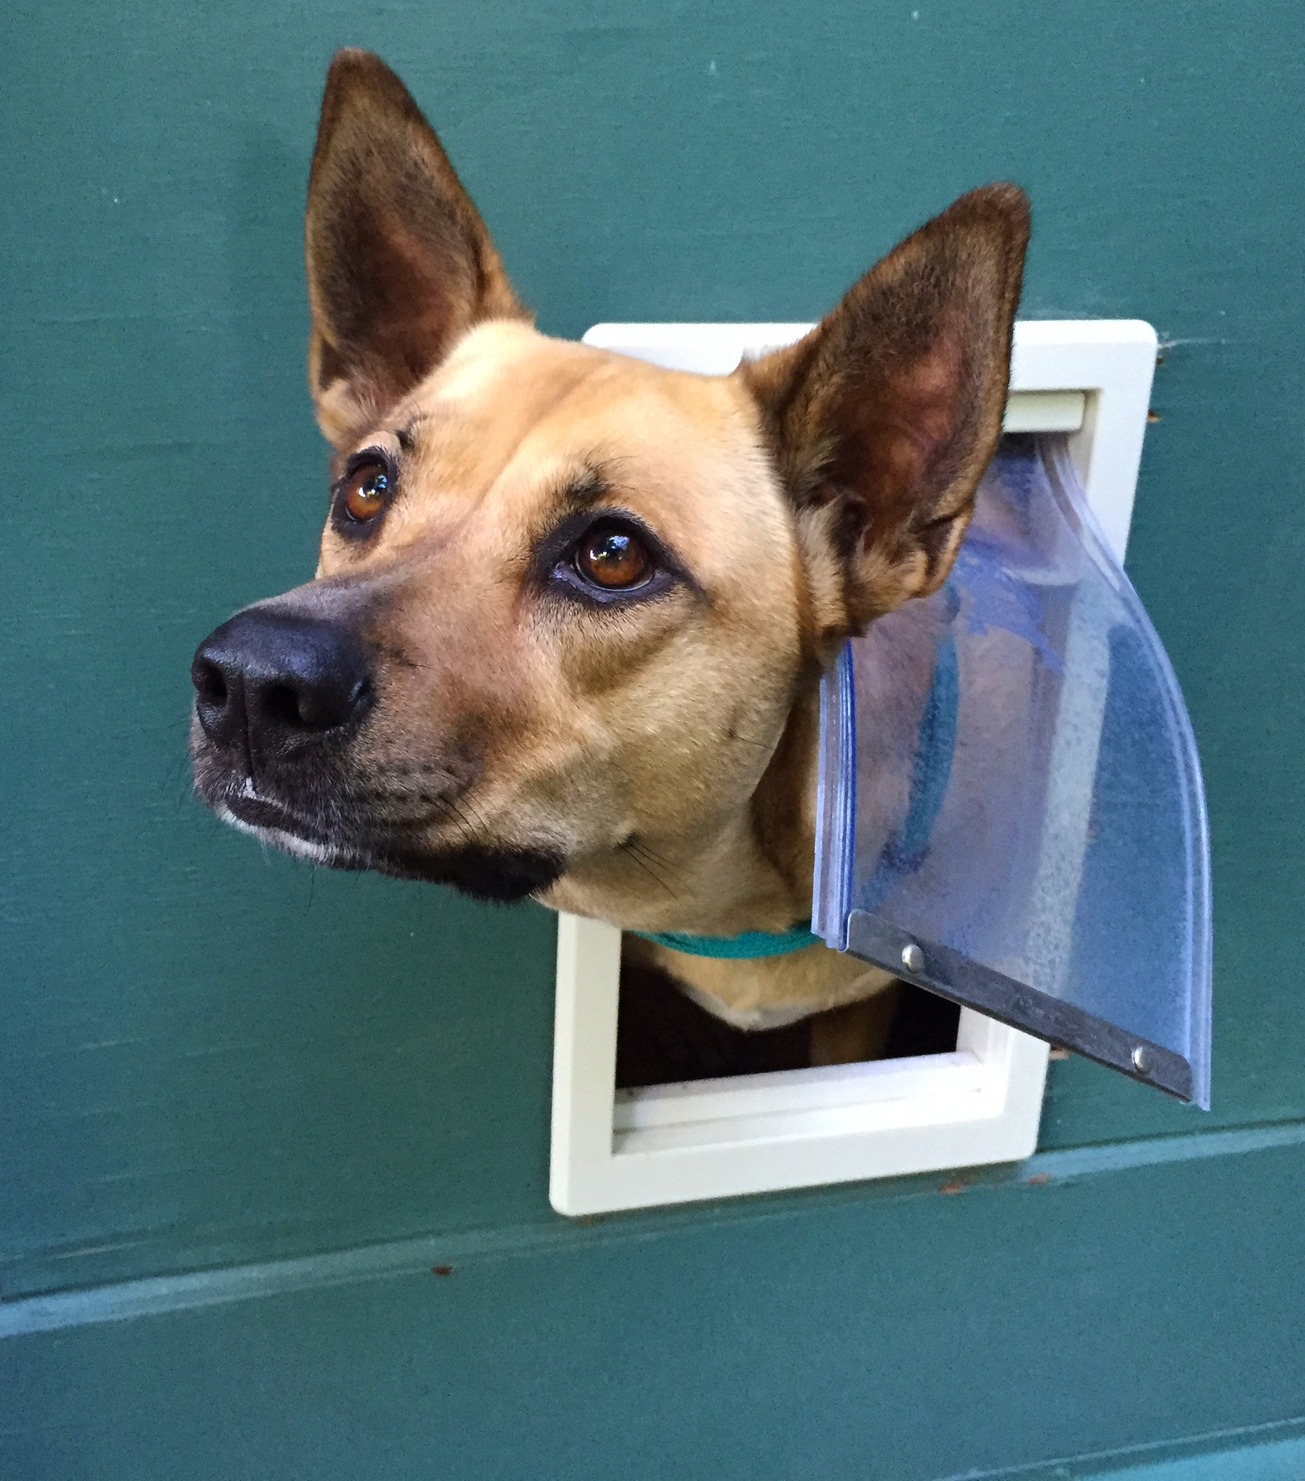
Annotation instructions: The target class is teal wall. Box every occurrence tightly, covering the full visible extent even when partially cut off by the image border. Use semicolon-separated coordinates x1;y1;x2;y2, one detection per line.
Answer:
3;3;1302;1477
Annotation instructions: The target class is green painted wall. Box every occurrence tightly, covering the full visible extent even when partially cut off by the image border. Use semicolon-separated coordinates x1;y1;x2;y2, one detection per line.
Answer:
2;2;1302;1476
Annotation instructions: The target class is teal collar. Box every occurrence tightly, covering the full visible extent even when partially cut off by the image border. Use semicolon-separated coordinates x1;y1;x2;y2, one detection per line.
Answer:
635;599;960;963
633;922;822;960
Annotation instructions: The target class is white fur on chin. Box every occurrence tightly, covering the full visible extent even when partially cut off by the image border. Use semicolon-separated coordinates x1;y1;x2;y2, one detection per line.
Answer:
215;804;338;866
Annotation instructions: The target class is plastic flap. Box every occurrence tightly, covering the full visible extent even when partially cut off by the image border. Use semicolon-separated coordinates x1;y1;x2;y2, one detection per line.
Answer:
813;435;1212;1106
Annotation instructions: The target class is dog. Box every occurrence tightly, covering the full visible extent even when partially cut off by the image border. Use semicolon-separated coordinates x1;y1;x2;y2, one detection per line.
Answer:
190;50;1029;1069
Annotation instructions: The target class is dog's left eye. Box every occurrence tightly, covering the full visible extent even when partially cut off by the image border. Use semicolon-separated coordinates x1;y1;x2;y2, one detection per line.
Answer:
573;522;654;591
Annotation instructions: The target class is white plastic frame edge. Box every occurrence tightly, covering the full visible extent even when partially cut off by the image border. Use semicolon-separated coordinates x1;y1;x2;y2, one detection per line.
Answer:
550;320;1158;1217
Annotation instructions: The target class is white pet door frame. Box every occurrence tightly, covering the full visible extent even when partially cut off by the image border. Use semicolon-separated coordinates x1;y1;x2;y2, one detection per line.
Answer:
550;320;1158;1216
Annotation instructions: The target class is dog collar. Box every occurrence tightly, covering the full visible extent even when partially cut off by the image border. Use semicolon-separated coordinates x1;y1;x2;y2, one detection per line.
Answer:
637;614;959;962
633;921;823;959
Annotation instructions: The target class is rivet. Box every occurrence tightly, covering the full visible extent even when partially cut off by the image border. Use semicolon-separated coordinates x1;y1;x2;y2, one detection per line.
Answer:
901;942;924;974
1131;1046;1151;1075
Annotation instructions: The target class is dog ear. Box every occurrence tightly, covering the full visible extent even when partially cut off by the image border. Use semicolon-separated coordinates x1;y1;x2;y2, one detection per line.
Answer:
741;185;1029;645
305;49;528;447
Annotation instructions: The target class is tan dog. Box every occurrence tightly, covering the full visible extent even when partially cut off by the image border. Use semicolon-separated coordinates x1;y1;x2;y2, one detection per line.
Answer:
191;50;1028;1063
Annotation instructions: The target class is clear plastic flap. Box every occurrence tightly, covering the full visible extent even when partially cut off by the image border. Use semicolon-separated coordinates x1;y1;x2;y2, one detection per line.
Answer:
813;435;1212;1106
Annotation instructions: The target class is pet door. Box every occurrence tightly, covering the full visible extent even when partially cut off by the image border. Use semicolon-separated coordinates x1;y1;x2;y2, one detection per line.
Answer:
551;320;1183;1216
813;434;1212;1107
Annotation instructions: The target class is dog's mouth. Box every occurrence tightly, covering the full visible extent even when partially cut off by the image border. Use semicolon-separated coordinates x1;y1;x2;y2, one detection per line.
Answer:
216;786;341;863
208;776;566;903
187;599;569;903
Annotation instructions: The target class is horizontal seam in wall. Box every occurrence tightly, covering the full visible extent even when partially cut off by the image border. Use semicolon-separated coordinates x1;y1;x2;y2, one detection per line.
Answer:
932;1412;1305;1479
4;1117;1303;1338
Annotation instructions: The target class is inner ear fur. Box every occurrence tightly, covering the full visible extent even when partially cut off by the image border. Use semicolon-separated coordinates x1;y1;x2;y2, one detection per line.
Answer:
305;49;528;447
741;184;1030;644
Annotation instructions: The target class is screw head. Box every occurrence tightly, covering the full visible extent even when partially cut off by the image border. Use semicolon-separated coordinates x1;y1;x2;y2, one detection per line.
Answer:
901;942;924;974
1131;1045;1152;1075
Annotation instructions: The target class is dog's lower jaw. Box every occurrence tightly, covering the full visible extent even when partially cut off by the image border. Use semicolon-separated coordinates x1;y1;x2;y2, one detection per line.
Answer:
400;842;566;902
217;805;344;867
207;792;566;903
539;805;810;939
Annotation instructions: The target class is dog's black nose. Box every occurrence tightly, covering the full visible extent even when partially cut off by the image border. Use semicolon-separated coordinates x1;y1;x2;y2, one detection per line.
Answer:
191;609;372;750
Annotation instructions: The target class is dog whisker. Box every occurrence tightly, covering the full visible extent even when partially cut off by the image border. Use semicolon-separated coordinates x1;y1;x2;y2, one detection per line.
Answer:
461;790;496;840
435;796;477;846
624;839;675;870
620;838;683;900
622;848;679;900
728;729;775;751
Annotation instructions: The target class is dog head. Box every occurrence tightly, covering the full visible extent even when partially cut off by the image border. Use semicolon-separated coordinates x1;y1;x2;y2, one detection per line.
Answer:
190;50;1028;923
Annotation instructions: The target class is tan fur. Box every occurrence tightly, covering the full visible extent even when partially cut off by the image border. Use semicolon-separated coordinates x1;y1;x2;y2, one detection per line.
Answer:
206;51;1031;1053
306;50;528;448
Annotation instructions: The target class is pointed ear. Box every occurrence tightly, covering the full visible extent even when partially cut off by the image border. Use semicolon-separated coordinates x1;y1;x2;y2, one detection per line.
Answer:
305;49;529;447
741;185;1029;641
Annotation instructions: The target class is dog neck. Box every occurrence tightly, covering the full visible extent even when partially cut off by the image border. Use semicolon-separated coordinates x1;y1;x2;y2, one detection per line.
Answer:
542;682;820;940
541;599;948;1022
547;592;945;935
545;586;942;935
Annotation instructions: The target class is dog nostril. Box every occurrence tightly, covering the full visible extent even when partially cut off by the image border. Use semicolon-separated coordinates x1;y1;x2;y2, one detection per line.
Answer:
256;674;368;733
260;680;313;731
192;612;371;742
191;657;229;710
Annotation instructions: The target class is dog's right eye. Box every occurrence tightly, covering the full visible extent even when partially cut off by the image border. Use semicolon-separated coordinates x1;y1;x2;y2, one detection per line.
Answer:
542;510;681;607
574;522;654;591
340;458;392;524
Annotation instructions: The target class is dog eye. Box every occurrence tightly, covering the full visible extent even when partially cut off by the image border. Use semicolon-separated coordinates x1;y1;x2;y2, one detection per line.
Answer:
340;457;392;524
573;522;654;590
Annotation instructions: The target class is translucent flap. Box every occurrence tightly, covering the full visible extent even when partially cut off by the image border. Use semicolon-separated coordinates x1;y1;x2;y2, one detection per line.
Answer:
813;436;1212;1106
